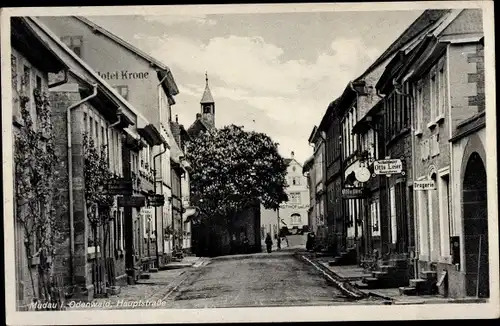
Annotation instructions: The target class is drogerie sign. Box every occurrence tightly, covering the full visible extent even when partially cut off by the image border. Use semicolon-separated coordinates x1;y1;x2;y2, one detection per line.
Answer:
373;159;403;175
414;180;436;191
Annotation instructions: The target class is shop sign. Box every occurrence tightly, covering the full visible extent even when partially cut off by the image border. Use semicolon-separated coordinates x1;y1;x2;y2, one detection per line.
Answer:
147;194;165;207
414;180;436;191
373;159;403;175
118;196;146;208
342;187;367;199
105;178;133;196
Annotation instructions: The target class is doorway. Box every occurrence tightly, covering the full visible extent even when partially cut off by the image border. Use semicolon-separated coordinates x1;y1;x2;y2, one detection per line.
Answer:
462;152;489;298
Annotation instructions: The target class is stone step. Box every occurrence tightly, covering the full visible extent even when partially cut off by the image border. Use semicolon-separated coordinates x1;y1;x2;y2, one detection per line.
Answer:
421;270;437;280
399;286;417;296
362;276;379;284
328;259;340;266
409;278;426;288
380;265;396;273
139;273;151;280
353;280;371;289
372;271;389;278
149;267;159;273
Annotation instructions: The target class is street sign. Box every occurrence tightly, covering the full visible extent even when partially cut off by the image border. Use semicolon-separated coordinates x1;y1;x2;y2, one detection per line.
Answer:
414;180;436;191
373;159;403;175
117;196;146;208
342;187;367;199
105;178;133;196
148;194;165;207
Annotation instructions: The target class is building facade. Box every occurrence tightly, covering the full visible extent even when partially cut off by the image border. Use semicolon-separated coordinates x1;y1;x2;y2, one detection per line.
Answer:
320;100;343;255
12;17;166;304
272;152;310;234
307;126;327;246
302;155;315;234
37;16;187;271
12;17;69;309
394;9;487;298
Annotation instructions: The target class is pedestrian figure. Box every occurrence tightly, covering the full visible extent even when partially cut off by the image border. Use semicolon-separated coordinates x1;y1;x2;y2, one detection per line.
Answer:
265;233;273;253
242;235;250;254
276;234;281;250
306;232;316;251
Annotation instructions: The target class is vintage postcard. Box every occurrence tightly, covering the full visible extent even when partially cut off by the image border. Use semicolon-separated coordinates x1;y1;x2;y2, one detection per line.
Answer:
2;1;498;324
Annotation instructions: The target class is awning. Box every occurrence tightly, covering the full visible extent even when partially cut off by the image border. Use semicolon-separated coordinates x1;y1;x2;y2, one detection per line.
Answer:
137;119;166;146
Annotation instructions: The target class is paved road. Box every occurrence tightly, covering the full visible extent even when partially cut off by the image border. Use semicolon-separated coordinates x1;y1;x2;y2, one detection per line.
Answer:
163;252;359;308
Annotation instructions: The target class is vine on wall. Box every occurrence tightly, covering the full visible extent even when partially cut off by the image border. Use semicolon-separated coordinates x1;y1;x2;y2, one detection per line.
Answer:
82;132;116;296
14;89;66;310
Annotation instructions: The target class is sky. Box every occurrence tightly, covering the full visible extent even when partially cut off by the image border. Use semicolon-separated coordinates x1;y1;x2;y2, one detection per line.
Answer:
85;10;423;165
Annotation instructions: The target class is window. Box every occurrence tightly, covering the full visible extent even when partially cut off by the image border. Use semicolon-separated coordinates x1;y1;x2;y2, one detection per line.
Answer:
61;36;83;57
390;186;397;244
113;85;129;100
415;85;424;133
438;65;446;118
83;112;88;133
36;75;41;90
22;65;31;96
292;177;301;186
288;192;301;204
430;133;440;157
439;171;451;259
430;73;438;123
370;200;380;234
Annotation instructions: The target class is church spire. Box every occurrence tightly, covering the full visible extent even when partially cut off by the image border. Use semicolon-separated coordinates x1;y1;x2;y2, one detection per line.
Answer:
200;71;215;104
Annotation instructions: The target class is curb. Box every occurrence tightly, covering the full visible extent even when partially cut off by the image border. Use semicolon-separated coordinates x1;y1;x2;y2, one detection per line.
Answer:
211;251;295;261
296;254;367;300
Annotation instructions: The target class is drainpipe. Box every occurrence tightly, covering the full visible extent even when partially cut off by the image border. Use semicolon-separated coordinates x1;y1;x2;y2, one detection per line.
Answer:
394;78;419;277
106;110;122;258
153;141;168;268
48;70;69;89
349;81;362;262
67;84;98;285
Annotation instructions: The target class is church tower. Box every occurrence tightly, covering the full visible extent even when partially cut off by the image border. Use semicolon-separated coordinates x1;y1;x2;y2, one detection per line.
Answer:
200;72;215;127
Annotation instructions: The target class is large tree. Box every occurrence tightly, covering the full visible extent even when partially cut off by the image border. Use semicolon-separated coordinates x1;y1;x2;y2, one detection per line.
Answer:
186;125;288;233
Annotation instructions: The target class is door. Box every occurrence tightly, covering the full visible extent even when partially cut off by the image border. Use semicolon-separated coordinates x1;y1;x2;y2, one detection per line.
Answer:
462;152;489;298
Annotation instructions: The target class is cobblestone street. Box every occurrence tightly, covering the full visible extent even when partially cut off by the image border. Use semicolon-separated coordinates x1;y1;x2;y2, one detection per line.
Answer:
66;251;387;310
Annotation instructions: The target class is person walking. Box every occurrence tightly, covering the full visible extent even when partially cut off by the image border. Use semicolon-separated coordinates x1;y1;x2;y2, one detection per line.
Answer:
265;233;273;253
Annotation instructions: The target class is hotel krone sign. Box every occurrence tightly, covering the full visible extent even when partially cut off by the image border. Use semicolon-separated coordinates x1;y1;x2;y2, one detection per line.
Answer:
97;71;150;80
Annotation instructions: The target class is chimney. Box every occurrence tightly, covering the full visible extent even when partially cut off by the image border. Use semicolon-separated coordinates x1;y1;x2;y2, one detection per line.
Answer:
175;114;179;123
196;113;201;119
291;151;295;158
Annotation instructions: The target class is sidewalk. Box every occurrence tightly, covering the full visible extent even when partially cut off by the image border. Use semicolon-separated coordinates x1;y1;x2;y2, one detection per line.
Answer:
65;256;211;310
313;257;487;305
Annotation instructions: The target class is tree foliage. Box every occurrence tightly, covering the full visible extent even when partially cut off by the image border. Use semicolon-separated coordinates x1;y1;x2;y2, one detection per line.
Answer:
82;133;114;225
14;89;66;309
186;125;288;226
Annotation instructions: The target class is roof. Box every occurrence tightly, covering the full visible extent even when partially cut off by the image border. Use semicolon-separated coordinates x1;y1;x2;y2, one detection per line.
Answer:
11;17;68;73
357;9;451;81
200;74;215;104
187;115;214;139
27;17;152;131
307;126;318;144
284;158;293;165
317;99;340;132
302;156;315;174
74;16;179;97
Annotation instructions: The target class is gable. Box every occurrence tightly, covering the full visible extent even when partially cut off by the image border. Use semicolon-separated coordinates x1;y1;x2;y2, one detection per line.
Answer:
440;9;483;37
187;119;208;139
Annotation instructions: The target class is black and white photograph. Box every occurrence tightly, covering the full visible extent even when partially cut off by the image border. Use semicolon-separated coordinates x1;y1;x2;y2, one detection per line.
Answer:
2;1;498;324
